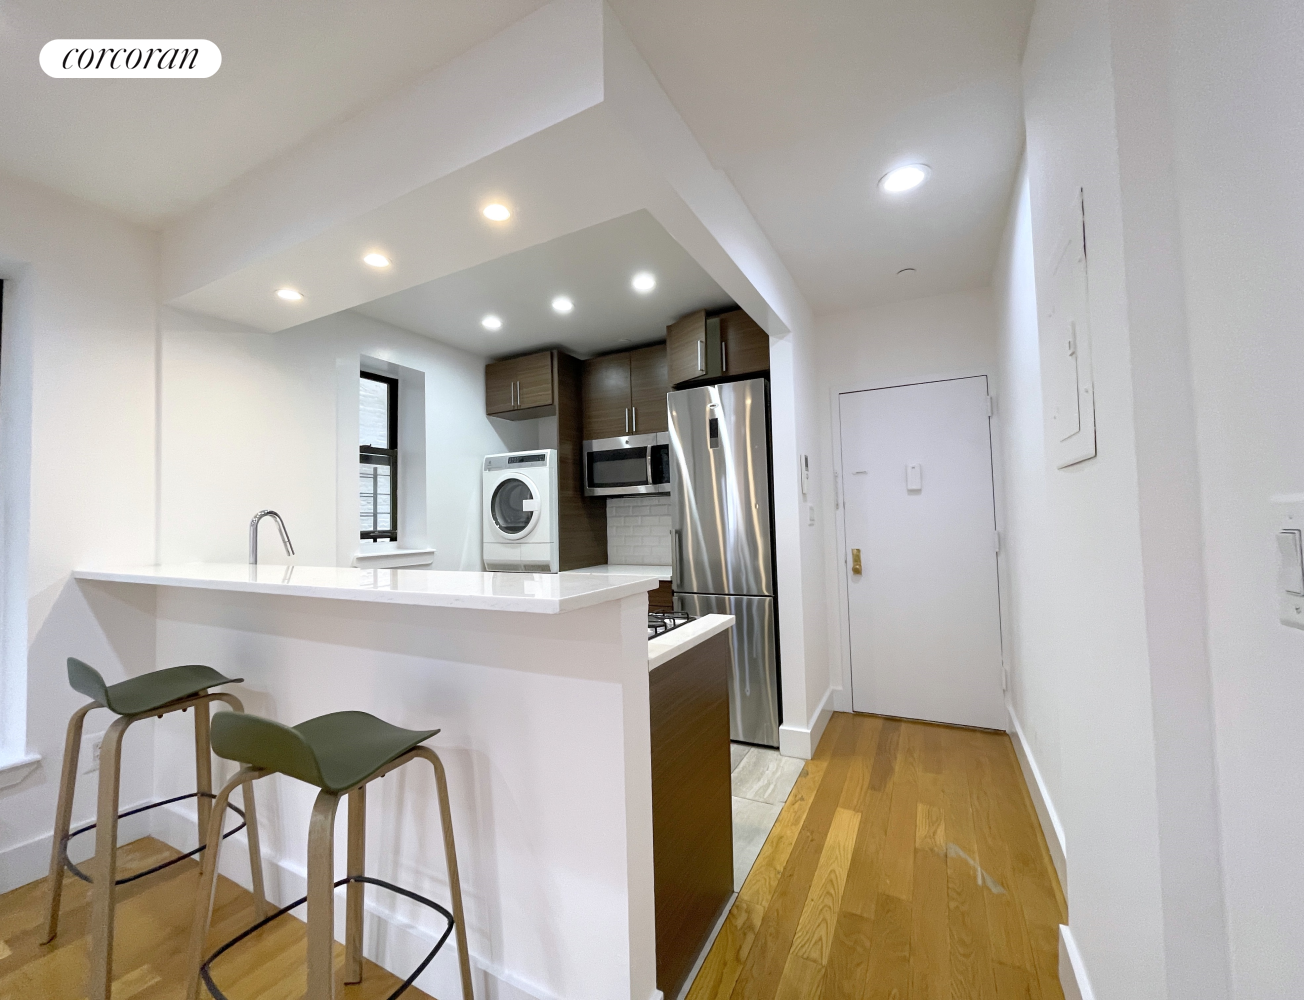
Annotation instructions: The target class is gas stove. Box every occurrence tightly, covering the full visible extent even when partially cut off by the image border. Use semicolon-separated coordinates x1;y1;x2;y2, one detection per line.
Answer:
648;610;695;640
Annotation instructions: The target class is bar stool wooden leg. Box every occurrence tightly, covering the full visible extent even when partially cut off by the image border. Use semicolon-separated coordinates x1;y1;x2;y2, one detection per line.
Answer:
43;702;94;943
194;694;213;843
307;789;341;1000
417;747;474;1000
345;785;366;985
88;714;131;1000
243;776;268;919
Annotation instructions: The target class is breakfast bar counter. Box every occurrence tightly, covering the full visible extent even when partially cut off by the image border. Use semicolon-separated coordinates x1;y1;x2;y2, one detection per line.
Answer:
73;563;669;1000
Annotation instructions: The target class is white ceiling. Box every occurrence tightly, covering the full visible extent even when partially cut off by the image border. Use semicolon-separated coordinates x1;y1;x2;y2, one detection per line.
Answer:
0;0;547;226
1;0;1034;318
352;210;733;360
607;0;1034;315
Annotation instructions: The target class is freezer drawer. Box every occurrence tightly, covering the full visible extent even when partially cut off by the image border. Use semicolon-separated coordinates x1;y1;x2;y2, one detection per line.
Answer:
675;593;779;747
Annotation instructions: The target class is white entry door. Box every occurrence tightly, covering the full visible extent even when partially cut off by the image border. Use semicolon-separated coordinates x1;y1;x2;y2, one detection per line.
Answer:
840;376;1004;729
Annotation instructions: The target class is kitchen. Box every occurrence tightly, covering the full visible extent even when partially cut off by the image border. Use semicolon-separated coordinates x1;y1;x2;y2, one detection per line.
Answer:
7;0;1283;998
0;5;1002;999
50;200;793;1000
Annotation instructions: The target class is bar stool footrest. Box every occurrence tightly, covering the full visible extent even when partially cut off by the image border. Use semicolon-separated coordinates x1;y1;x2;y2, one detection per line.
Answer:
61;791;247;886
199;875;456;1000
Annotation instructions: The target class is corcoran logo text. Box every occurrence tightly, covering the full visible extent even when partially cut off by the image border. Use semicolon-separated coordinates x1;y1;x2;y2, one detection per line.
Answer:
40;39;221;78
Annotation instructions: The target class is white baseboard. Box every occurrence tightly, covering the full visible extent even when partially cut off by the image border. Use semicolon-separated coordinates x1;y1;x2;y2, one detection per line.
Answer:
0;801;154;895
151;801;575;1000
1059;924;1094;1000
778;686;834;760
1006;702;1067;893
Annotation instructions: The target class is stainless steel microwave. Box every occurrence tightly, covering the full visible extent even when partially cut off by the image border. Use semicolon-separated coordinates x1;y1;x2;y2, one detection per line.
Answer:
583;432;671;497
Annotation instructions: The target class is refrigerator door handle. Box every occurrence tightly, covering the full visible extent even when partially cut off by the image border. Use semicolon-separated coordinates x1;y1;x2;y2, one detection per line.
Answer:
671;528;680;583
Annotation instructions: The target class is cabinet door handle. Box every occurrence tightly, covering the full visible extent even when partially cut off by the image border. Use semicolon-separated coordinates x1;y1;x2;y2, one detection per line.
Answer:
625;407;629;434
632;406;637;432
721;341;728;372
697;340;704;374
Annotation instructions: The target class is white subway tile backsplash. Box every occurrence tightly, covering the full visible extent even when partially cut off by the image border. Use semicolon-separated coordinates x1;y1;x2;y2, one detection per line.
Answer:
607;496;673;565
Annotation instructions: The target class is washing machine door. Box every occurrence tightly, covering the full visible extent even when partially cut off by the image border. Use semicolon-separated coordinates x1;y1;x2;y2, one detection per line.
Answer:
489;475;540;538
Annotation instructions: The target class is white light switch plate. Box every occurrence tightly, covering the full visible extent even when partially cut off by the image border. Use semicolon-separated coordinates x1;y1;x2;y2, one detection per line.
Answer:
1273;495;1304;630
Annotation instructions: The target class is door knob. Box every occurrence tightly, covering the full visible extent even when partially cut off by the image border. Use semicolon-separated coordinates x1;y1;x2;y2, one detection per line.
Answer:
851;548;862;575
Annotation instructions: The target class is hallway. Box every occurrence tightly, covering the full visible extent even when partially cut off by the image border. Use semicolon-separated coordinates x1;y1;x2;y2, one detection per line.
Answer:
688;712;1067;1000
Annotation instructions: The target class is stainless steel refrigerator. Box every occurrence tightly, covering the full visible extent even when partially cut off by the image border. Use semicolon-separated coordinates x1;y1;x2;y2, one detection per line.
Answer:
669;378;779;747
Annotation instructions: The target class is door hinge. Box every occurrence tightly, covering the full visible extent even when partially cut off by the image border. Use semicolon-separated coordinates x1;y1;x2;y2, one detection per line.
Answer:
985;395;995;417
994;529;1002;553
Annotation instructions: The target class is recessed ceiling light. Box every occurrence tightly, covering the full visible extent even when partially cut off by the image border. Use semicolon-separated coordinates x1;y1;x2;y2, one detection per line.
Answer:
552;295;574;314
482;203;511;222
631;271;656;294
276;287;303;301
481;314;503;331
879;164;930;194
363;253;391;268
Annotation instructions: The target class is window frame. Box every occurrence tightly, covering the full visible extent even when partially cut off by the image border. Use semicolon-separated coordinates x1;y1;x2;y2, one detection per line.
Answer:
359;371;399;542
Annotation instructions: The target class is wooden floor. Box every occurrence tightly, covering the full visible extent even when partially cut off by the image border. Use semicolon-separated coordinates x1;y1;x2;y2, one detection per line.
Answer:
0;837;432;1000
688;712;1068;1000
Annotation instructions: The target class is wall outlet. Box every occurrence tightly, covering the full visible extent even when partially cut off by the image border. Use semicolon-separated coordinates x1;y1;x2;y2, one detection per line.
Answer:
84;733;105;773
1002;666;1009;693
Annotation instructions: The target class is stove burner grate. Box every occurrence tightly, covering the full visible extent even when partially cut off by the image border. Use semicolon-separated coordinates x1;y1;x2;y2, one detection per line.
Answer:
648;610;695;639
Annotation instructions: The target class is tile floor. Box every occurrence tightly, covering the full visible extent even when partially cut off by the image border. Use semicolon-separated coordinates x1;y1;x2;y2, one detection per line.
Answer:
729;743;805;891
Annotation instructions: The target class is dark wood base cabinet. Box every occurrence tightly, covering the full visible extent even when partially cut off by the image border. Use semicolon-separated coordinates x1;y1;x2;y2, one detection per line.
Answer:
649;631;734;999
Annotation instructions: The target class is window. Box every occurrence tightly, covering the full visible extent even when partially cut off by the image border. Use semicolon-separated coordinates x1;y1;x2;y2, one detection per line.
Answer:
359;372;398;541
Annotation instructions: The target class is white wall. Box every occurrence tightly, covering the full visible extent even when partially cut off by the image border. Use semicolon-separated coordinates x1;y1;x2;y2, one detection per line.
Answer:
995;0;1238;992
770;325;833;757
159;307;533;571
992;165;1066;868
813;288;998;713
0;172;160;890
1168;0;1304;995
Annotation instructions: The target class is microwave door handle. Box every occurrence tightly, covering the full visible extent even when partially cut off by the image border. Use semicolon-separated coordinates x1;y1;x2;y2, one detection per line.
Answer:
646;446;653;486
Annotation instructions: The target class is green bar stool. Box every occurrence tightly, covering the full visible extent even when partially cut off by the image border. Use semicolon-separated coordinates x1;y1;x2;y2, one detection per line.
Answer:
44;657;266;1000
185;710;473;1000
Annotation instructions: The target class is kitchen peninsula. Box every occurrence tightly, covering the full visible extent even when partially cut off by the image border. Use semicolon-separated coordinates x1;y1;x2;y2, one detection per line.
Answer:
72;563;730;1000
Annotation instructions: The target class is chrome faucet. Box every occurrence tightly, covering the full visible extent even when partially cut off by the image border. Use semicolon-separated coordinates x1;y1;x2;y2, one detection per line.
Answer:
249;510;294;566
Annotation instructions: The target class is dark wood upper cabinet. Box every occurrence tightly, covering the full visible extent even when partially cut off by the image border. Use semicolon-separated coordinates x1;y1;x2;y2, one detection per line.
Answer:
629;344;670;434
666;308;769;387
485;357;518;415
667;310;707;386
583;342;670;439
514;351;555;409
485;350;556;419
718;310;770;378
582;353;633;440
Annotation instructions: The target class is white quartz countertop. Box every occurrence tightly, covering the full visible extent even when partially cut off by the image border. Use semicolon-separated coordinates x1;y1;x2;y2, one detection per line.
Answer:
648;614;734;671
564;564;673;581
73;563;662;614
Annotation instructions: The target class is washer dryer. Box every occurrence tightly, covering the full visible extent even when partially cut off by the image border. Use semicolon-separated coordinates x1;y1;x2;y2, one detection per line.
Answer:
483;450;559;572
